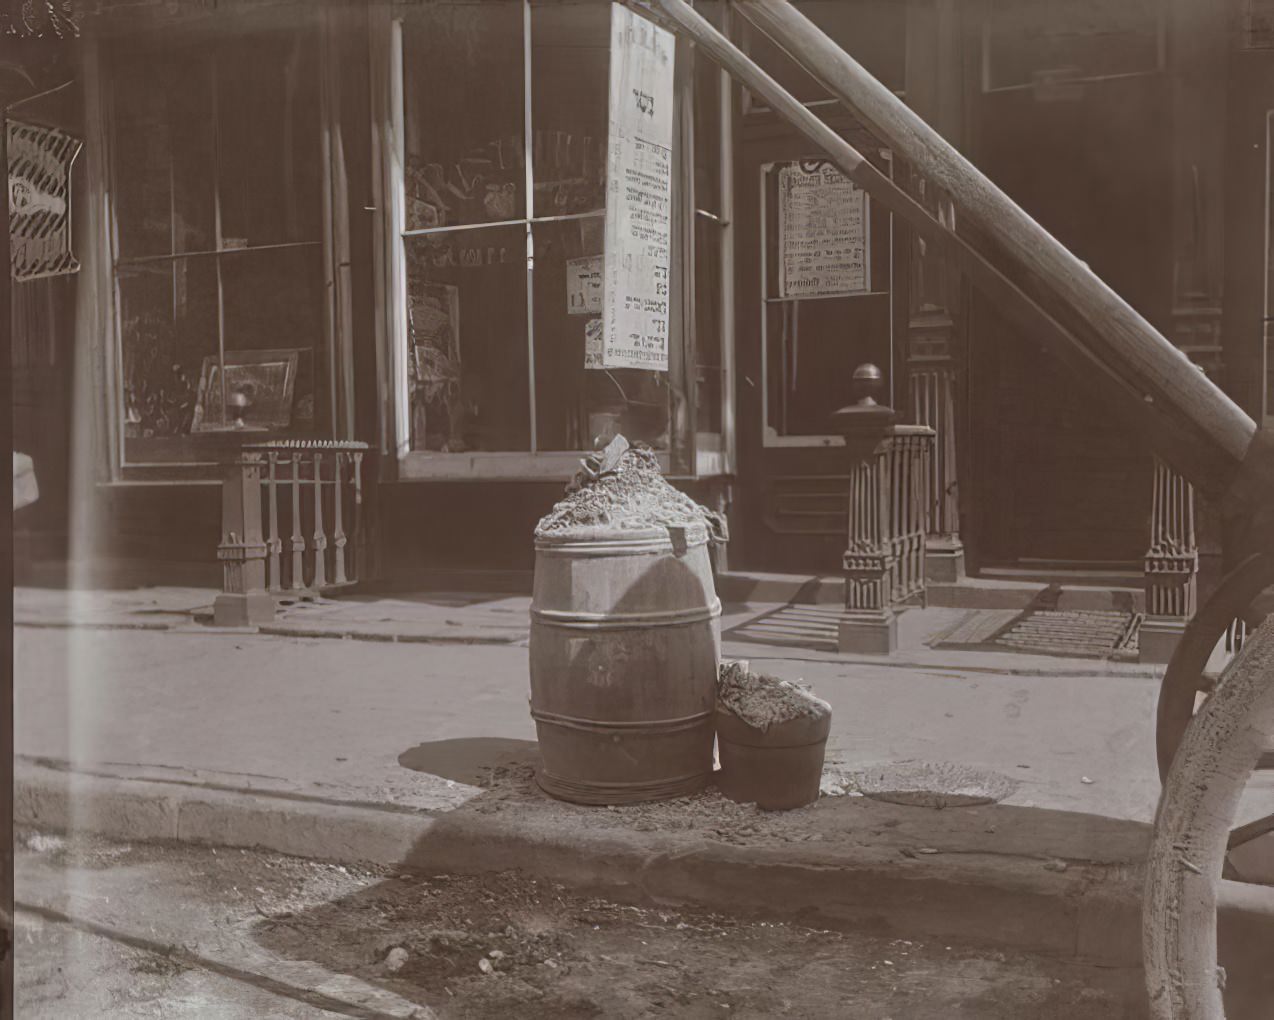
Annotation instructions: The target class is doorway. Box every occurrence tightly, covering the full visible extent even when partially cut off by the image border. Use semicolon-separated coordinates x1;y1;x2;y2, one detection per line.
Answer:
732;119;907;573
968;72;1168;569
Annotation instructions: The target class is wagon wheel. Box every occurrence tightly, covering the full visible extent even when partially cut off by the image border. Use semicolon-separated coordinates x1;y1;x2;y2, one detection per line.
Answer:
1144;614;1274;1019
1155;551;1274;784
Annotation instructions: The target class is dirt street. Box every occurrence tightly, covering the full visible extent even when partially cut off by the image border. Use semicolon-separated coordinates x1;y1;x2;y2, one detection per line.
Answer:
15;832;1144;1019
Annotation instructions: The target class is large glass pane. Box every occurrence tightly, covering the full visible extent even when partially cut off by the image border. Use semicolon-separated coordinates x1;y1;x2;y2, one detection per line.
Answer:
402;2;526;230
406;226;530;451
220;246;327;434
532;218;669;450
764;296;891;437
531;0;609;217
119;257;219;439
762;160;891;436
112;50;216;259
217;30;322;247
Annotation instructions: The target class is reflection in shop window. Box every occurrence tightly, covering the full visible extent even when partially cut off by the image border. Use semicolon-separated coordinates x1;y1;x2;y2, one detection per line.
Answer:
531;0;609;218
110;29;326;451
398;0;674;457
402;2;525;229
406;228;529;453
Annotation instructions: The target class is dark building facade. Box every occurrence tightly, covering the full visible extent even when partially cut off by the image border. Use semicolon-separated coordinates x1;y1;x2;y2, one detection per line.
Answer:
8;0;1274;599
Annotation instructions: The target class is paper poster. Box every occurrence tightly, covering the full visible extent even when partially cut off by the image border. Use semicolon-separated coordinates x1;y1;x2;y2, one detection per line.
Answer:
584;317;605;370
601;4;675;371
567;256;604;315
777;162;870;298
8;120;82;281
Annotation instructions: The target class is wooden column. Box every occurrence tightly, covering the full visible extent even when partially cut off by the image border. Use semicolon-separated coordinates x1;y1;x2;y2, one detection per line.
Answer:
1140;0;1224;662
904;0;965;582
214;453;275;627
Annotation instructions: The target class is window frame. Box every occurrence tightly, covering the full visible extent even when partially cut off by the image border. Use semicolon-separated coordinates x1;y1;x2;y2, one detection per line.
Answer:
96;12;347;480
1263;108;1273;427
758;152;897;449
377;0;722;481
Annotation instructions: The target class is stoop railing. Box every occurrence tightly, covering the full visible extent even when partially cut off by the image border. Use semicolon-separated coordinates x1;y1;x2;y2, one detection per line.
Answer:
214;440;369;627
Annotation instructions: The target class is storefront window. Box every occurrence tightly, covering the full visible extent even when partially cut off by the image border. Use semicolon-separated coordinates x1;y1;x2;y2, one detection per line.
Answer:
405;227;529;452
402;2;525;229
398;0;678;459
110;27;326;458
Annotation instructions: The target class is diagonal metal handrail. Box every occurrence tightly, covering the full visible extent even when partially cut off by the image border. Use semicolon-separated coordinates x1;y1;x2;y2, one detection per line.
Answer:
638;0;1267;508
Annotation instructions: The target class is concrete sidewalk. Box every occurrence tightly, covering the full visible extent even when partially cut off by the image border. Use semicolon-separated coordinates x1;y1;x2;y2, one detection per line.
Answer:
14;584;1163;675
13;586;1201;965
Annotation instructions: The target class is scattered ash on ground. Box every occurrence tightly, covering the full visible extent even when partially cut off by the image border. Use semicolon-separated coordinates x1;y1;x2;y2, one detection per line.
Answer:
470;761;833;845
250;855;1138;1019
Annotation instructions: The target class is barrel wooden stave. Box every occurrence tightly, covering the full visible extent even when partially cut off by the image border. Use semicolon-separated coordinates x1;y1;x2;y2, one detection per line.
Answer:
529;527;720;805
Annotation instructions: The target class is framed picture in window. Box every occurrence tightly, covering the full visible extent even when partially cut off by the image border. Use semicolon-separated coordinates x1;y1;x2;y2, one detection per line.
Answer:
191;348;299;433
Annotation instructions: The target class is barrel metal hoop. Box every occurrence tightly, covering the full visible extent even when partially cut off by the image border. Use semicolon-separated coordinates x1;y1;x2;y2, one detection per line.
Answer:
534;540;691;558
531;599;722;629
530;708;714;735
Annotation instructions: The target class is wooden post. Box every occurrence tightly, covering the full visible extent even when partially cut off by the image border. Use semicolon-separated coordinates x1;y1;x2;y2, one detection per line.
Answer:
904;0;965;583
214;453;275;627
333;451;348;585
312;451;328;589
289;452;305;590
1137;0;1226;663
265;451;282;591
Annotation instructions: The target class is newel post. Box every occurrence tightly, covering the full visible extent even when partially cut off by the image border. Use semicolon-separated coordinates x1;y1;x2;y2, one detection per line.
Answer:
831;364;923;655
214;452;276;627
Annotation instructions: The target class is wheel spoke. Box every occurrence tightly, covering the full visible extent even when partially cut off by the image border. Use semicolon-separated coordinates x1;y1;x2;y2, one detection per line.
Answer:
1156;552;1274;781
1229;810;1274;851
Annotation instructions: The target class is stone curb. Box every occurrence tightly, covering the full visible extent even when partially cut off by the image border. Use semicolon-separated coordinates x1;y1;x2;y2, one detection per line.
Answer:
13;617;527;646
15;763;437;868
13;761;1156;967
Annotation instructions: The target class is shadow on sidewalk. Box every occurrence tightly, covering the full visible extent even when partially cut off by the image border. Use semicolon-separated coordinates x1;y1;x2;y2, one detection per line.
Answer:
399;738;537;787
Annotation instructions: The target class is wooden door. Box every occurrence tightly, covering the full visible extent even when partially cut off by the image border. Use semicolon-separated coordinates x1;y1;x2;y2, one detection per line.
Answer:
732;120;908;573
969;73;1168;568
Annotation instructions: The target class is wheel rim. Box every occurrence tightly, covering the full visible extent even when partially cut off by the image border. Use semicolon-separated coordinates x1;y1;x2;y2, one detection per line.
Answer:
1144;617;1274;1019
1156;552;1274;782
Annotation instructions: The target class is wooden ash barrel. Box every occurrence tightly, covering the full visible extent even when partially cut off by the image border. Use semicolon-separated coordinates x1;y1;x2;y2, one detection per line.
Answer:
529;522;720;805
